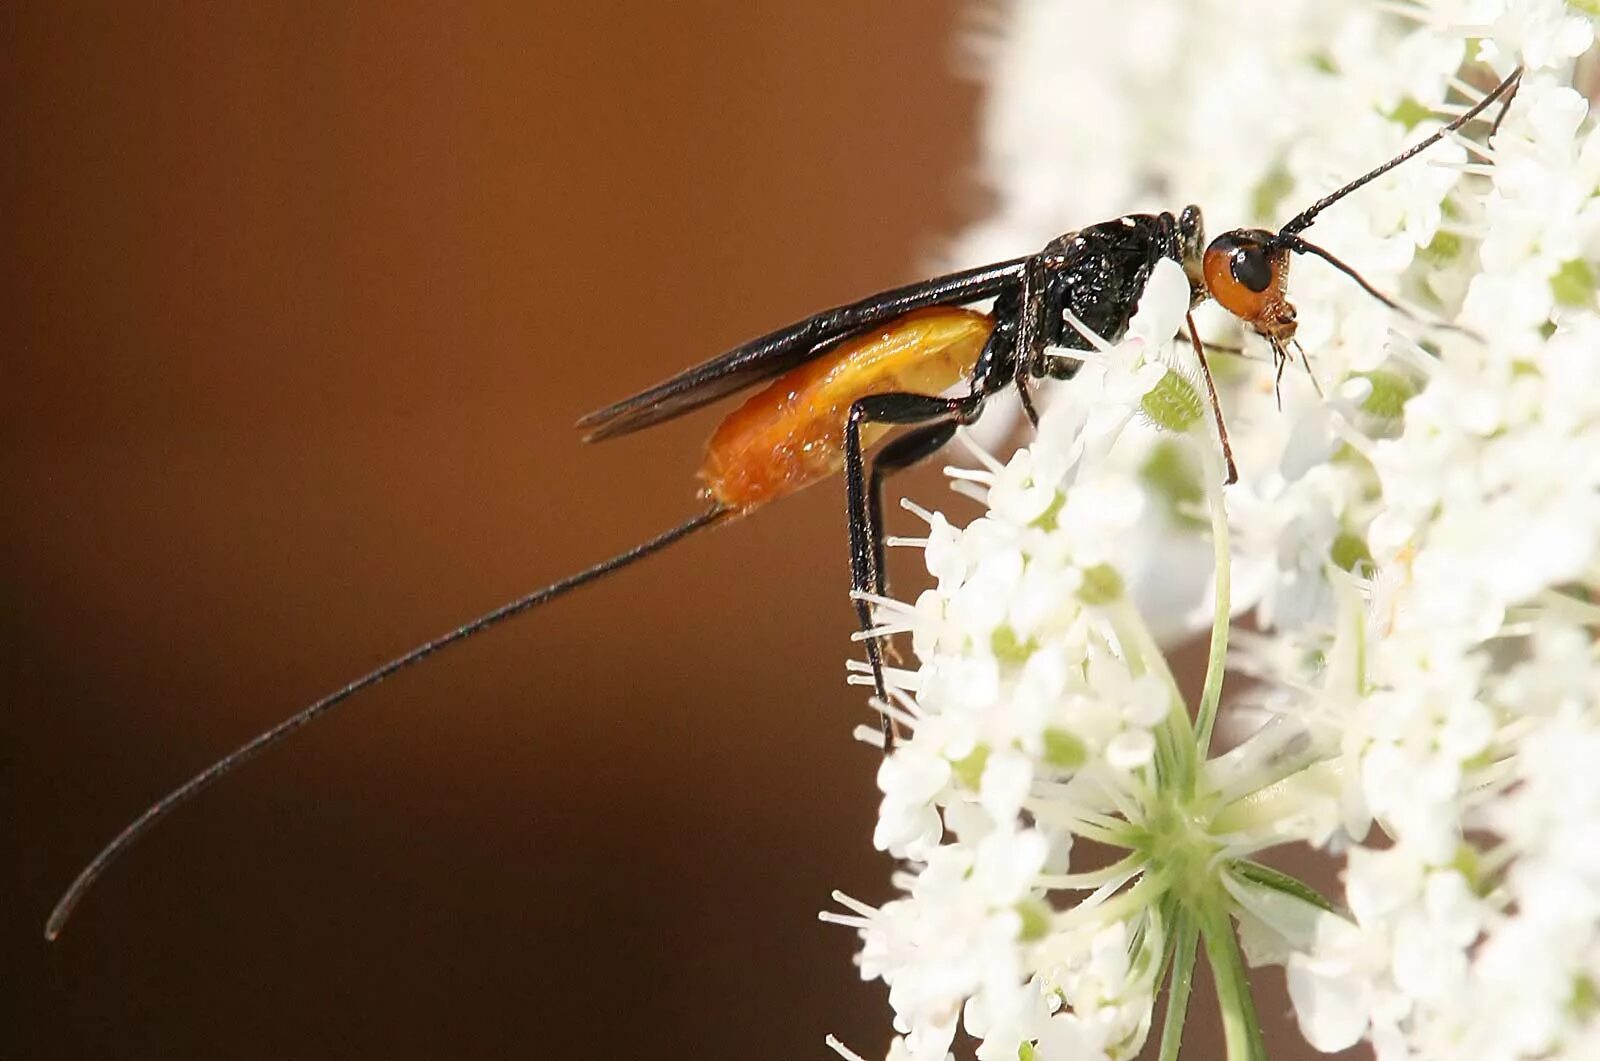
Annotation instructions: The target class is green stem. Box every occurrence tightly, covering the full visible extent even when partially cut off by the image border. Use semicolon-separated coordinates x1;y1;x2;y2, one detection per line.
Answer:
1112;597;1195;792
1193;432;1232;771
1210;759;1344;838
1200;902;1267;1061
1157;909;1200;1061
1027;800;1142;849
1037;851;1145;892
1055;866;1170;932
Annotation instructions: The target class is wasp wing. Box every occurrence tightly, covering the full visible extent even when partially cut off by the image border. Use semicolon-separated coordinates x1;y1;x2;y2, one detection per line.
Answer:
575;257;1029;442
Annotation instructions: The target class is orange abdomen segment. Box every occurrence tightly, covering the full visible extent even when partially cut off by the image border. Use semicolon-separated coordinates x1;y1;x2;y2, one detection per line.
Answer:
699;307;994;514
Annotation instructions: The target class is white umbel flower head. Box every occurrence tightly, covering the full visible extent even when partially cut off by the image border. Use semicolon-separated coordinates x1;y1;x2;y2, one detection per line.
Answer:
826;2;1600;1060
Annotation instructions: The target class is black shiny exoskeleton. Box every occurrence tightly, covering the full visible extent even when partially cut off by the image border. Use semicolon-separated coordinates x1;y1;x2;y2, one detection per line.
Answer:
1036;209;1210;369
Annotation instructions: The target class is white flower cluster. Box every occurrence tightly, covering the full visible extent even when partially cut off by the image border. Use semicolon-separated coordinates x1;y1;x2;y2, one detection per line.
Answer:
1279;66;1600;1057
827;2;1600;1060
827;261;1216;1061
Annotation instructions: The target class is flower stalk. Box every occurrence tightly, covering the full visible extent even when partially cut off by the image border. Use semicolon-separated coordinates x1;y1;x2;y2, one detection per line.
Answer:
1155;911;1199;1061
1191;417;1231;767
1200;898;1268;1061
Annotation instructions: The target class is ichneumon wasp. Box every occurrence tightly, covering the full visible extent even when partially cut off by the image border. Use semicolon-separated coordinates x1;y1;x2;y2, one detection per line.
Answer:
45;66;1522;940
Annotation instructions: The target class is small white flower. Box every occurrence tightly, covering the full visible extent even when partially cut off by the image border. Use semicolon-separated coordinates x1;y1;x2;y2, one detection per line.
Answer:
1287;913;1380;1052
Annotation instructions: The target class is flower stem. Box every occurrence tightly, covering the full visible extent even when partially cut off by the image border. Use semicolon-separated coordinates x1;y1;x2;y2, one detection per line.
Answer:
1038;851;1145;891
1056;866;1170;932
1193;433;1232;770
1112;597;1195;791
1200;902;1267;1061
1210;759;1344;838
1157;909;1200;1061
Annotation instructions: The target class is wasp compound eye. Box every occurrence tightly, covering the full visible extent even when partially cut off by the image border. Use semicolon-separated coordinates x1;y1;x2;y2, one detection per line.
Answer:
1230;244;1272;293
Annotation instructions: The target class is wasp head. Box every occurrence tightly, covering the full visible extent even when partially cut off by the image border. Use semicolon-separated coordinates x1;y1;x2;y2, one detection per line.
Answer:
1203;228;1297;363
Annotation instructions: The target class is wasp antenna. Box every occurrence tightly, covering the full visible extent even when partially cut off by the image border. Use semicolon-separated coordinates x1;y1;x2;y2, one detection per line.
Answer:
45;505;729;941
1283;235;1410;316
1278;66;1522;237
1283;235;1478;340
1489;73;1521;138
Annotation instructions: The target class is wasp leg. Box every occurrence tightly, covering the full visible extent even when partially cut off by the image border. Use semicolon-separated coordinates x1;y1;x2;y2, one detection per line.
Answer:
845;391;988;748
1176;325;1251;360
1184;311;1239;485
867;419;963;645
1012;256;1048;427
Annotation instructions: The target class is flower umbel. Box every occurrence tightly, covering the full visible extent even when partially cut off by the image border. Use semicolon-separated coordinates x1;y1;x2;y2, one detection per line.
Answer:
827;261;1286;1061
828;3;1600;1060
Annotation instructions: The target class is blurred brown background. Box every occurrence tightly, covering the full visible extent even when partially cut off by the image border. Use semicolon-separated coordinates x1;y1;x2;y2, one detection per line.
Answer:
5;4;1326;1058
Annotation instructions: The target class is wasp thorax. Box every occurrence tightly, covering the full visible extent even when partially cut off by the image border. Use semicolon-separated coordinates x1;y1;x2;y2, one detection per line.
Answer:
1203;229;1297;343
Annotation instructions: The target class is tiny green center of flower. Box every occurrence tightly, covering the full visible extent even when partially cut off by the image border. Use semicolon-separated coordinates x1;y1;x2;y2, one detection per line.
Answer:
1135;797;1223;910
1077;563;1125;605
